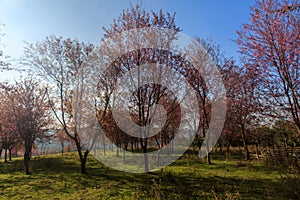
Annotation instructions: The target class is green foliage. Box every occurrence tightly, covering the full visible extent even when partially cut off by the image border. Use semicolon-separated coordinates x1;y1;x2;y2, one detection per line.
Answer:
273;120;300;147
0;152;299;199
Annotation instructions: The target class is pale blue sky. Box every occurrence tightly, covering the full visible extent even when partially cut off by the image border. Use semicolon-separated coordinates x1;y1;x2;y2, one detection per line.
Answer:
0;0;255;80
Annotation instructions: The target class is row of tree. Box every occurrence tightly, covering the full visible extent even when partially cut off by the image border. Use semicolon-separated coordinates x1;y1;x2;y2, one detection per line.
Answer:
0;0;299;174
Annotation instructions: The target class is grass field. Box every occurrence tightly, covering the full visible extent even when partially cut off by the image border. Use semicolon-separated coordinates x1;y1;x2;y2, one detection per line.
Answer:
0;151;299;200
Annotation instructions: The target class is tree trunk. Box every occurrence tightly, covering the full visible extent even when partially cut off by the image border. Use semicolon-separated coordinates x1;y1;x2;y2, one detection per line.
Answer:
23;136;33;175
0;147;2;159
4;148;7;162
141;138;149;173
219;142;223;152
206;153;212;164
143;153;149;172
24;147;32;175
241;127;250;160
206;145;212;165
9;148;12;161
226;144;231;158
80;150;89;174
75;138;89;174
24;157;30;175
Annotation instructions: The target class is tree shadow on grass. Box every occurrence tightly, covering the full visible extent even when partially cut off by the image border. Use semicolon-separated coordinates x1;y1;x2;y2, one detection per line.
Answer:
0;153;299;199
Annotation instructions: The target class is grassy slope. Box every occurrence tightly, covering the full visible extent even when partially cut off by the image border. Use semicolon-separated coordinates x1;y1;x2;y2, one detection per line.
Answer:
0;152;299;200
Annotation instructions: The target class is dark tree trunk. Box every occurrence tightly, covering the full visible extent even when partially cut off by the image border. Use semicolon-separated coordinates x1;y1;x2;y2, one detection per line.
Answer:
24;146;32;175
196;135;212;165
207;153;212;164
9;148;12;161
74;137;89;174
206;145;212;165
226;144;231;158
4;148;7;162
23;135;34;175
141;138;149;173
80;150;89;174
0;147;2;159
241;126;250;160
219;142;223;152
143;153;149;172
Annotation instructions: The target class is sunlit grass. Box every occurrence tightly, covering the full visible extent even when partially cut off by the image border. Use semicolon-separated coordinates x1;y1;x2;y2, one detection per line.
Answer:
0;151;299;199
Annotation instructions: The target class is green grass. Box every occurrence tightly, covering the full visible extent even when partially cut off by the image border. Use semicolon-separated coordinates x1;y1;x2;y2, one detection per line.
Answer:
0;152;299;200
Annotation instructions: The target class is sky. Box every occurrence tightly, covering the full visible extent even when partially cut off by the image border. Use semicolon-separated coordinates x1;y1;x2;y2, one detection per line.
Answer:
0;0;255;81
